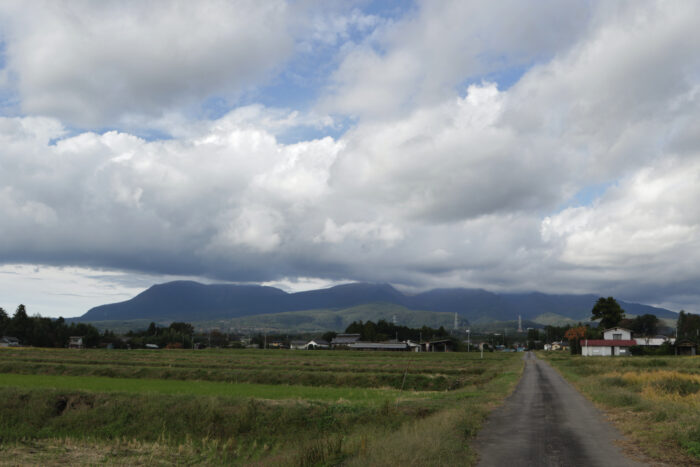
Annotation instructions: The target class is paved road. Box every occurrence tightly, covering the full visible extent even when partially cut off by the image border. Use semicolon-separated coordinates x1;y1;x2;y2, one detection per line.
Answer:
474;352;646;467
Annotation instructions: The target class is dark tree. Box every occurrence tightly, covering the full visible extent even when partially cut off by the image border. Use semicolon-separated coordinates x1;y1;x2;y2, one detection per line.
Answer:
9;304;31;343
630;314;659;337
0;307;8;335
322;331;337;343
677;310;700;343
169;322;194;336
146;322;159;336
591;297;625;330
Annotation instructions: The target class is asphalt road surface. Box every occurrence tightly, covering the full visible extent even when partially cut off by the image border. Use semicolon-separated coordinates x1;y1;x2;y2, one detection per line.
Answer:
474;352;646;467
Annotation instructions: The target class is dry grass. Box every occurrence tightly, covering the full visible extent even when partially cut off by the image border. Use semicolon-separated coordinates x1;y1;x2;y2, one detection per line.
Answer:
540;353;700;466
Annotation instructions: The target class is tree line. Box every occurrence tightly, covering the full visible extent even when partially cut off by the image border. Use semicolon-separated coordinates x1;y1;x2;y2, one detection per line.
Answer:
343;319;451;342
0;305;102;348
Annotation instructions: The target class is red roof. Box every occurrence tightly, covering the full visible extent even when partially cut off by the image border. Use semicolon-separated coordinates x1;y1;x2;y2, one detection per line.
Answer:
582;339;636;347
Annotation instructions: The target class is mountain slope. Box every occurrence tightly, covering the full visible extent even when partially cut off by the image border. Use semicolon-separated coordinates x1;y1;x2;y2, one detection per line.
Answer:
78;280;678;325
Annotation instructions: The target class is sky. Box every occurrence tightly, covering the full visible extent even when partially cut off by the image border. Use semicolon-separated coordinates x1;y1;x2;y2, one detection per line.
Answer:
1;0;700;318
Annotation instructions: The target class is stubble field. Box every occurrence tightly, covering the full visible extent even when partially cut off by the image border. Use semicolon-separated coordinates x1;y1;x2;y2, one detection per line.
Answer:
0;348;522;466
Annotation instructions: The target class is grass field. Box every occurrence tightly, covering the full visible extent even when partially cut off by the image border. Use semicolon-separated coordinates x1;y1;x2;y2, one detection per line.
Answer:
0;348;523;466
539;352;700;465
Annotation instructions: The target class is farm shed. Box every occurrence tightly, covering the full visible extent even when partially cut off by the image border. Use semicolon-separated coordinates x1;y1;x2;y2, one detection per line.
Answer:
675;339;697;356
419;338;454;352
331;334;361;348
289;340;308;350
346;342;409;351
634;335;674;347
306;339;330;349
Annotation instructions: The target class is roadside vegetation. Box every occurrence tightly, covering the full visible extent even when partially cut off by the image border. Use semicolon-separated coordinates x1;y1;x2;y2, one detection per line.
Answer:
540;352;700;465
0;348;522;465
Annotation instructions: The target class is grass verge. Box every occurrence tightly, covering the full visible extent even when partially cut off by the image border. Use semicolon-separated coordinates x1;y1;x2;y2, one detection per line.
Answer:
539;352;700;465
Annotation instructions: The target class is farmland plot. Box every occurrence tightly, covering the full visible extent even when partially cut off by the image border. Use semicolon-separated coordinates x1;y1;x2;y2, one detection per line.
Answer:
0;348;522;466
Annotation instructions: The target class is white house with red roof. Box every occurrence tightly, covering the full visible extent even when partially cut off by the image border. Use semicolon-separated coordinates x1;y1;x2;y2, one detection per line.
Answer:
581;327;636;356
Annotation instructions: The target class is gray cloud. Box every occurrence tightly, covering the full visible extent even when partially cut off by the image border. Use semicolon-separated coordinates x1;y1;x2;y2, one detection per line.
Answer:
1;1;700;315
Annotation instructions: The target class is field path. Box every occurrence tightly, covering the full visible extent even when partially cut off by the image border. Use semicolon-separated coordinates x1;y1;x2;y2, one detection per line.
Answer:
474;352;646;467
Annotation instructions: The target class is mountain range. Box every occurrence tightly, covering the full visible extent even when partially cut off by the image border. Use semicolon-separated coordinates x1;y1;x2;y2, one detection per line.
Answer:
77;281;677;328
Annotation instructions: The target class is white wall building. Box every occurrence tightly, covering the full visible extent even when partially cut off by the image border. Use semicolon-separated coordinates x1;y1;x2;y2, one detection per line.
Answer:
581;327;636;357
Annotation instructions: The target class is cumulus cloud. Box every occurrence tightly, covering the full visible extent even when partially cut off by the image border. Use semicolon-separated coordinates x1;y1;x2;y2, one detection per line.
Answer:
1;1;700;315
0;0;295;127
320;0;589;119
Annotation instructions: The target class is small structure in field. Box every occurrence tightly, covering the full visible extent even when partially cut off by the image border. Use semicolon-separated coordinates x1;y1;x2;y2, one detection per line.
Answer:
675;339;697;356
68;336;84;349
0;336;20;347
581;327;635;356
306;339;330;350
550;341;569;351
419;338;454;352
145;343;159;349
289;340;308;350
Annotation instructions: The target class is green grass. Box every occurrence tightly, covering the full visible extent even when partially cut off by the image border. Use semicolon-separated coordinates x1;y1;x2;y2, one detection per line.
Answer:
0;372;410;403
0;348;524;465
0;348;497;391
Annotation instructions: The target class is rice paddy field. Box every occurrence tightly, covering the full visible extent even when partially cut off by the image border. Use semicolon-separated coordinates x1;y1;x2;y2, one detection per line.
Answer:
539;352;700;466
0;348;522;466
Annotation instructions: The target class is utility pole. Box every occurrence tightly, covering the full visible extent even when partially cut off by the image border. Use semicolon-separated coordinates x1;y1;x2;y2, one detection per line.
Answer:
466;328;471;352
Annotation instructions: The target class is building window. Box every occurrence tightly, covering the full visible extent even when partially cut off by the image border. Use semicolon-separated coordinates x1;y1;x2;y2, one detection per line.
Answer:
613;333;622;340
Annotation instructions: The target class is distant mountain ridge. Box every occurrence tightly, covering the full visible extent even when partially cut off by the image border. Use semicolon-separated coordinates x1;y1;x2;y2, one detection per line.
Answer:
78;281;677;325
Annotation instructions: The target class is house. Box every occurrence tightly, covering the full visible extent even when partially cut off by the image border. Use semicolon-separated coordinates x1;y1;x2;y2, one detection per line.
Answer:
68;336;84;349
551;341;568;351
0;336;20;347
675;339;698;356
289;340;308;350
581;327;636;356
306;339;330;350
330;334;361;348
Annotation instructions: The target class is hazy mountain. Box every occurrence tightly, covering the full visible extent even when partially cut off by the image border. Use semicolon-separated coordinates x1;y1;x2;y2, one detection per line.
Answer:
78;280;678;325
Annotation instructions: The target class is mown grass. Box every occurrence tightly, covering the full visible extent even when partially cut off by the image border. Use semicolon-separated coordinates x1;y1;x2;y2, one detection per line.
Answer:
0;348;523;465
539;352;700;465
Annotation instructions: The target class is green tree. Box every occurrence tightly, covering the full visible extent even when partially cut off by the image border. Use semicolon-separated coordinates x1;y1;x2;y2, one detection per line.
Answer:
591;297;625;330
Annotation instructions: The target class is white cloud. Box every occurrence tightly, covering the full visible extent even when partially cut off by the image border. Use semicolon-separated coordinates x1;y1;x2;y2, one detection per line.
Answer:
320;0;589;119
0;0;295;127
